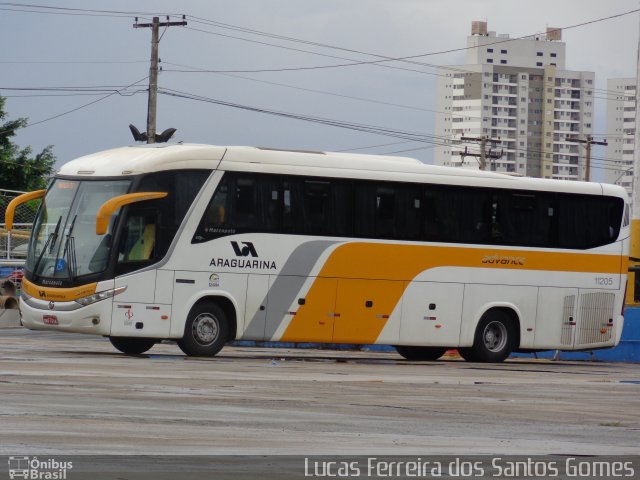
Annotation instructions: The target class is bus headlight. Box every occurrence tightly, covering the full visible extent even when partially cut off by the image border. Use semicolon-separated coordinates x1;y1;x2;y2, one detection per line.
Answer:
75;286;127;306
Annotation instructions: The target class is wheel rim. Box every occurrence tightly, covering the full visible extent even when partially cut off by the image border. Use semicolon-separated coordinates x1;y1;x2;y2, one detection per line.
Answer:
192;313;219;346
482;320;507;352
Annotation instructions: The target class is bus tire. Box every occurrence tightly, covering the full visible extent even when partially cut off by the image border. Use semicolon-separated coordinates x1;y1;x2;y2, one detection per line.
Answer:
395;346;447;361
109;337;155;355
177;301;229;357
459;310;516;363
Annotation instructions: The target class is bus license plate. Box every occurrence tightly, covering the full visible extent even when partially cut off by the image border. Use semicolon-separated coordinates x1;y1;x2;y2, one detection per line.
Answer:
43;315;58;325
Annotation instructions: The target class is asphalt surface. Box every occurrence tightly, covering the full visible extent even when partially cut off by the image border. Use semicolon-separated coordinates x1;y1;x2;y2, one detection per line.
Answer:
0;328;639;455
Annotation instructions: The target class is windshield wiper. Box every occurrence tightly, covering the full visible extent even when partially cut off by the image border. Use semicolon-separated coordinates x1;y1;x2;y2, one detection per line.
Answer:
32;215;62;276
61;215;78;281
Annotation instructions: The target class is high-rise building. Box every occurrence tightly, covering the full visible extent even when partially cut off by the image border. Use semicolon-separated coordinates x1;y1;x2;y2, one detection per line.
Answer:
605;78;635;194
435;21;595;180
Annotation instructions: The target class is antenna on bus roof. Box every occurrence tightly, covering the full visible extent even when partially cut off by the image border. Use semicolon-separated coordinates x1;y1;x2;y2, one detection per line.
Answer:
129;124;176;143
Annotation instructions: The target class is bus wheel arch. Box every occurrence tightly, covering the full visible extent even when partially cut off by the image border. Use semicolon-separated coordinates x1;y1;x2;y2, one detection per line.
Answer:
459;306;520;363
177;296;237;357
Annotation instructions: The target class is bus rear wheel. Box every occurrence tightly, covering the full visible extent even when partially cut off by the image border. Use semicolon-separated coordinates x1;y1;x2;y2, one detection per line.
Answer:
458;310;516;363
178;301;229;357
109;337;155;355
395;346;447;361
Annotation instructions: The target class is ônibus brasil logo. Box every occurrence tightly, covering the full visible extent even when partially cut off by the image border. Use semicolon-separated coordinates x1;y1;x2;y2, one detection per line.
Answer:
8;456;73;479
209;241;276;270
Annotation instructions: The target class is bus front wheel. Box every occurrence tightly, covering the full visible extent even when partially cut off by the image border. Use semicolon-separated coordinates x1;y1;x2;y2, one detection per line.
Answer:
109;337;155;355
178;301;229;357
395;346;447;361
458;310;516;363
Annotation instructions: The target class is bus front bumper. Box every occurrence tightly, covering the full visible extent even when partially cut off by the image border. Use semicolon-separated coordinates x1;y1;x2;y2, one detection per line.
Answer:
20;296;112;336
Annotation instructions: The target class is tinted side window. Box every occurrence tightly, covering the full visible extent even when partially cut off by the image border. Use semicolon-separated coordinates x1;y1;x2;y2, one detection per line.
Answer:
192;171;624;250
195;173;286;241
117;169;210;274
375;185;397;238
495;192;554;247
555;194;623;249
423;186;491;244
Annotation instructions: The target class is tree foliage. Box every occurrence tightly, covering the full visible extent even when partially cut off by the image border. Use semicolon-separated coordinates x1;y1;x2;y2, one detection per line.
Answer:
0;96;56;192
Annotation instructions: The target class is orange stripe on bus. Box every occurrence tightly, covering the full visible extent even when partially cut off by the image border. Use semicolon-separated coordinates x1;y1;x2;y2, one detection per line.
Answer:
22;277;97;302
281;243;623;344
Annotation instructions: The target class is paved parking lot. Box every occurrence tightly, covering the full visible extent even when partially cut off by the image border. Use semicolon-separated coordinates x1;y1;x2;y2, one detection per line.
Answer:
0;328;639;455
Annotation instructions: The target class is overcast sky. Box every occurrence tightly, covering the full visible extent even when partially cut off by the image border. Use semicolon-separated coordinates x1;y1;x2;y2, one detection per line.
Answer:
1;1;639;181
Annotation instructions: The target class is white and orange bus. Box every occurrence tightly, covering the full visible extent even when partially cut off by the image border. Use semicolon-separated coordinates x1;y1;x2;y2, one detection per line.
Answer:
5;144;630;362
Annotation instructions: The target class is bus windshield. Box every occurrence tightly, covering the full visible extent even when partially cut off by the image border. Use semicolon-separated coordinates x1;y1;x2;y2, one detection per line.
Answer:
27;179;131;280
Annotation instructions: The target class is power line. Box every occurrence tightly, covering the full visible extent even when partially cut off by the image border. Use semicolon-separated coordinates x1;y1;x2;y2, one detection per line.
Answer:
162;60;481;118
3;92;146;98
184;8;640;71
157;86;626;170
158;87;453;146
175;26;444;77
0;6;143;18
0;60;147;64
0;76;148;135
0;3;179;16
0;85;147;91
3;3;634;98
172;22;634;99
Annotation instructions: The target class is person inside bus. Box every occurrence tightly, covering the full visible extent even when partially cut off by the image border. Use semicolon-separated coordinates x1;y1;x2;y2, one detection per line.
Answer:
119;214;156;262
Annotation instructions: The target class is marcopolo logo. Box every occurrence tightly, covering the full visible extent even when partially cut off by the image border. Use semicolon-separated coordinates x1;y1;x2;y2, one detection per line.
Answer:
231;241;258;257
8;456;73;479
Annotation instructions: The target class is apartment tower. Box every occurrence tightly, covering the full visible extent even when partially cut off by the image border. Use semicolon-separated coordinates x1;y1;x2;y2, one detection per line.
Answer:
605;78;635;194
435;21;595;180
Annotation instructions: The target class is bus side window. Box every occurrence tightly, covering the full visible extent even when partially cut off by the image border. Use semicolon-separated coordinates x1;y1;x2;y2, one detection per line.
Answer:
234;176;257;229
374;185;397;237
301;180;332;235
194;175;230;242
422;190;443;241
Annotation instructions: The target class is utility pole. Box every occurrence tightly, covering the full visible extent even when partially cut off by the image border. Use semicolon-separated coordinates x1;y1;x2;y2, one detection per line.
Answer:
567;135;608;182
134;16;187;144
459;136;503;170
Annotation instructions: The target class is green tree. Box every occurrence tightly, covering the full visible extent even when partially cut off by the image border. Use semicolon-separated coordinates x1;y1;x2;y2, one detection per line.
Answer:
0;96;56;192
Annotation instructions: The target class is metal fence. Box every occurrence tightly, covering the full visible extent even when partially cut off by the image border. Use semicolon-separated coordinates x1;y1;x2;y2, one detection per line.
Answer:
0;189;35;261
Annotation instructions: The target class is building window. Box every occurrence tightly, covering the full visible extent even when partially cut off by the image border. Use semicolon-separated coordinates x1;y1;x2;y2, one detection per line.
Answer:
500;59;507;64
501;49;507;54
487;59;493;63
487;48;494;53
550;63;556;66
536;62;543;66
550;52;557;58
537;52;543;56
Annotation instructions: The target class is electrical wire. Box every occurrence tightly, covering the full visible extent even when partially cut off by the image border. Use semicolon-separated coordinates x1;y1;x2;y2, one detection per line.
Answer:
158;86;627;170
184;8;640;71
0;3;179;16
0;76;148;135
162;60;482;119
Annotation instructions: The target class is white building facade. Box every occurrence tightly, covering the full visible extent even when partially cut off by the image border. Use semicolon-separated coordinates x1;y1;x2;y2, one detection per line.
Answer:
605;78;635;194
435;22;595;180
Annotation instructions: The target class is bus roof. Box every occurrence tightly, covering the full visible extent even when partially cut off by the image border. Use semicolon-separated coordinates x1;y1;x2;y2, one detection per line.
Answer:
57;144;628;200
